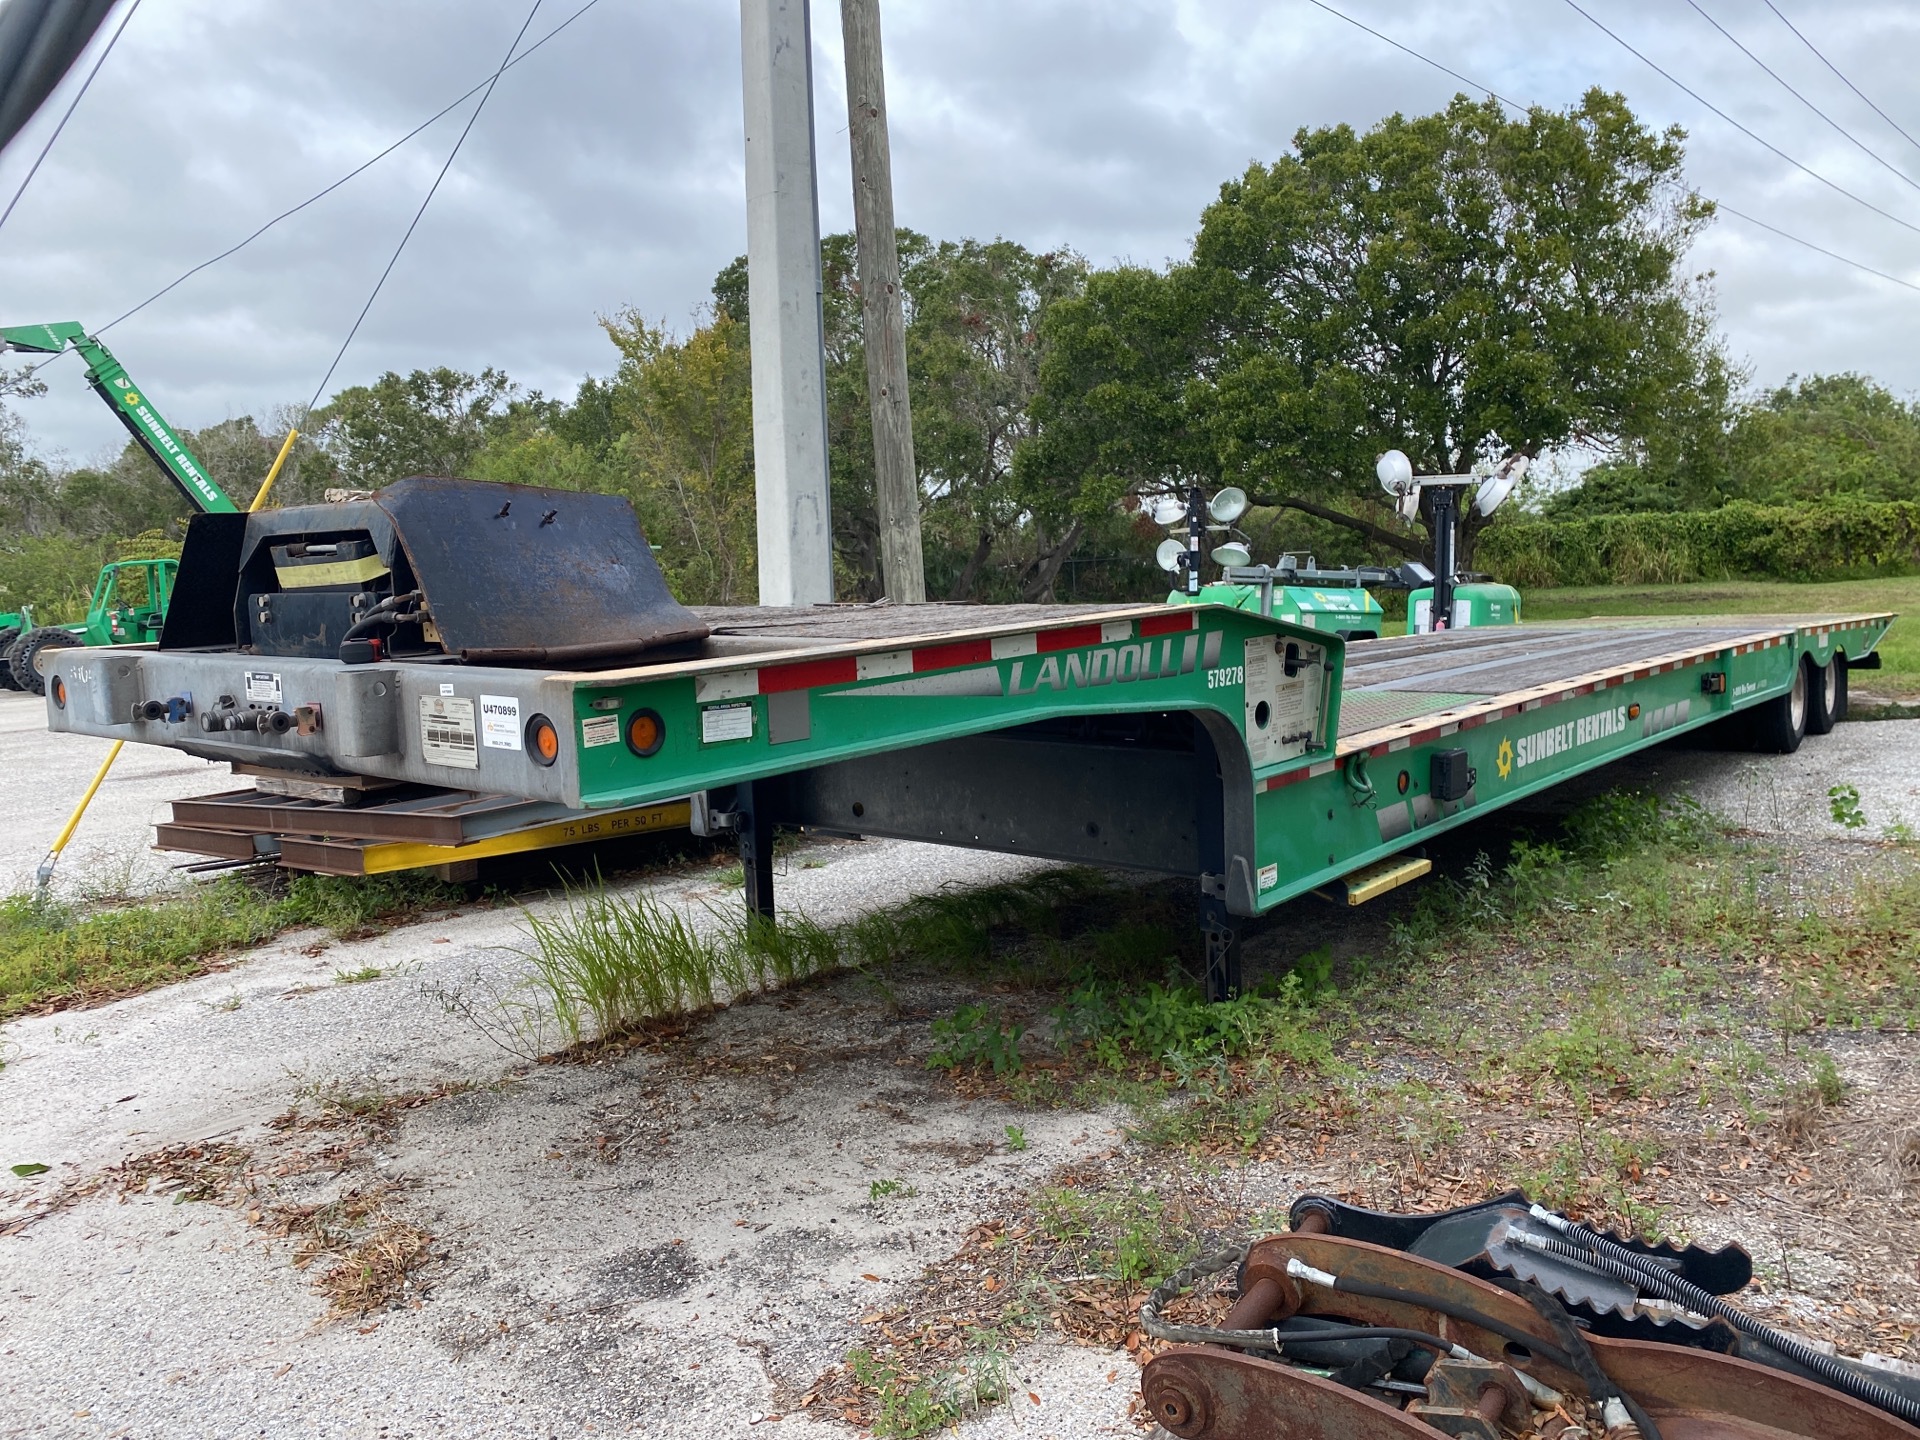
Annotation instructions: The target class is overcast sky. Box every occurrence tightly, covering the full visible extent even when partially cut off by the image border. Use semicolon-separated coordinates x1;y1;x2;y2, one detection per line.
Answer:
3;0;1918;465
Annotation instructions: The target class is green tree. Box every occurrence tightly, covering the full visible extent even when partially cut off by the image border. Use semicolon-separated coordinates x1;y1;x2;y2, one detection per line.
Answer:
318;367;520;488
603;309;758;603
1027;90;1727;566
719;232;1095;599
905;238;1089;598
466;312;757;604
1728;373;1920;504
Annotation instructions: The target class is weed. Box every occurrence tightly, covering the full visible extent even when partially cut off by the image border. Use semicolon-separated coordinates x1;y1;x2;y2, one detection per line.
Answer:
518;880;726;1043
1033;1183;1188;1287
843;1338;1009;1439
333;966;383;985
1003;1124;1027;1152
722;909;841;991
0;871;462;1019
1829;783;1868;830
869;1178;918;1201
927;1005;1025;1075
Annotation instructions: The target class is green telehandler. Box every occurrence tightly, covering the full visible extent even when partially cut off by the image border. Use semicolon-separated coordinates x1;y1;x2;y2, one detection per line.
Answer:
0;322;242;694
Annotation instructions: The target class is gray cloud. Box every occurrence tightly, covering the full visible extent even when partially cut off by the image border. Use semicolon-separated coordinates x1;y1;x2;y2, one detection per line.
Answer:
3;0;1919;462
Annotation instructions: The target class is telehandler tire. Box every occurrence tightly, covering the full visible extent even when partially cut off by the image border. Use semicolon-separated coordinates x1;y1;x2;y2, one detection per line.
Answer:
7;627;81;697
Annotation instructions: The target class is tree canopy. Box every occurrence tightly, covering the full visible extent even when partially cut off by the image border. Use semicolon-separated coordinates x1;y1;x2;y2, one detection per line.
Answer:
1025;89;1726;561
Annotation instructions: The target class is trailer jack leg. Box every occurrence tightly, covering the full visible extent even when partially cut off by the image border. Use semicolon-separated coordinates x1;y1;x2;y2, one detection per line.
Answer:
1200;891;1241;1002
736;780;776;921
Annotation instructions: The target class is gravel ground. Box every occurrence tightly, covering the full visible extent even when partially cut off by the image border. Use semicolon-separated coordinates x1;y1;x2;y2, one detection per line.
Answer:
1;714;1915;1439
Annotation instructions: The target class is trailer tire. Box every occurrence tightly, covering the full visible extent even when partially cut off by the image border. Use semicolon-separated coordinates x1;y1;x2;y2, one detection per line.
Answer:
7;627;81;697
1752;658;1809;754
1812;664;1843;733
0;627;19;690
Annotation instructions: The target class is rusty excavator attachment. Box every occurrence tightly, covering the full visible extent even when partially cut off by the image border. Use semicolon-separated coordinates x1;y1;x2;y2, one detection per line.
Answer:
1140;1193;1920;1440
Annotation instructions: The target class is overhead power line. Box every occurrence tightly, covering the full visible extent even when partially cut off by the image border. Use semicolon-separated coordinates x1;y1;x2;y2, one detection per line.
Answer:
93;0;602;341
1763;0;1920;163
0;0;141;237
1557;0;1920;243
1297;0;1920;298
305;0;548;412
1713;201;1920;295
1682;0;1920;197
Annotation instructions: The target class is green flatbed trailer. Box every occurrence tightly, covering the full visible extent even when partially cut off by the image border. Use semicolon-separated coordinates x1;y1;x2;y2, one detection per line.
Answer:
42;596;1893;995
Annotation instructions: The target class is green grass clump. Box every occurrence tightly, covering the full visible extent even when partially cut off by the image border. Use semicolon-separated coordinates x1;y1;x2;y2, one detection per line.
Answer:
513;876;852;1045
0;872;459;1019
845;1341;1008;1439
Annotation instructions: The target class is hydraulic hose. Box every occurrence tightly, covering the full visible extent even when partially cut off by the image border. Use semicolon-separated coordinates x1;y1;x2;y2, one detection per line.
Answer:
1524;1209;1920;1427
1305;1268;1637;1429
340;590;424;645
1142;1246;1568;1410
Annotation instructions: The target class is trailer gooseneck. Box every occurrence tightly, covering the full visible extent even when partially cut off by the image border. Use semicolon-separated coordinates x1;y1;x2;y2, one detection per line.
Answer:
42;477;1894;996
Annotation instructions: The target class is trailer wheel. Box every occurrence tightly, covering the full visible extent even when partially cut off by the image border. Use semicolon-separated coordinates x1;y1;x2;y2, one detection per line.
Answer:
1752;657;1809;754
1806;655;1847;735
0;627;19;691
7;627;81;697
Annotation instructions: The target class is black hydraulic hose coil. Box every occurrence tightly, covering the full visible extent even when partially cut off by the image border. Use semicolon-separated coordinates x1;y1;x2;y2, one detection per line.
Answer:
1537;1223;1920;1427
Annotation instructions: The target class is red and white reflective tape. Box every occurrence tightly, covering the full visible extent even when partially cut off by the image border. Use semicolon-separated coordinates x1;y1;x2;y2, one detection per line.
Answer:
692;613;1187;704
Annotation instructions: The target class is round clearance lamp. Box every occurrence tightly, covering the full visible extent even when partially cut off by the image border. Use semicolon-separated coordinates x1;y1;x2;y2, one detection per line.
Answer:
1155;537;1188;572
1375;449;1414;496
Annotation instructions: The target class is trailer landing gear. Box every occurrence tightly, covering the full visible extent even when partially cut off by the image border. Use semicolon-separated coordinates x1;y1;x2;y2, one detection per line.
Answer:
1200;889;1242;1002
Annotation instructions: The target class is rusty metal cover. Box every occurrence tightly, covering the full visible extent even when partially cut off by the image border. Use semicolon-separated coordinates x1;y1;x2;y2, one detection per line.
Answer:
376;476;708;665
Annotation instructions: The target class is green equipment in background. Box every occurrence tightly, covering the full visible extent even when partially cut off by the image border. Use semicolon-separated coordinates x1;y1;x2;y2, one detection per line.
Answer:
0;323;242;695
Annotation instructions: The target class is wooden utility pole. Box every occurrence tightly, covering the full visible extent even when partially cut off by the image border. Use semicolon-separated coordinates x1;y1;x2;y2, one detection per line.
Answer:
840;0;925;602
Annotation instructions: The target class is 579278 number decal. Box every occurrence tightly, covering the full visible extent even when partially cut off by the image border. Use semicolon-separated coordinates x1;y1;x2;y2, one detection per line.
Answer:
1206;665;1244;690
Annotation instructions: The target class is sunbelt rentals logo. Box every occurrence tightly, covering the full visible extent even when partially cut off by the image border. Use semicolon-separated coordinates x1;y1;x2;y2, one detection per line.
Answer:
1501;705;1630;780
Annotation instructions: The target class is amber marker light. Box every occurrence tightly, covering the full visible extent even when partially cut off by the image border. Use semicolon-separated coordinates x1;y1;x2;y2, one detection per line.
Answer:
50;675;66;709
626;708;665;757
527;714;559;766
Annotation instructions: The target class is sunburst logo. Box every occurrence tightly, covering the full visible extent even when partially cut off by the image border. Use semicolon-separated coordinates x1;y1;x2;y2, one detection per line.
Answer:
1496;736;1514;780
123;391;140;405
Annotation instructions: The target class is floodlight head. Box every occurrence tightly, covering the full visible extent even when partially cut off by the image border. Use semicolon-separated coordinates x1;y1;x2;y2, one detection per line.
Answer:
1376;449;1414;496
1207;486;1248;525
1148;493;1187;527
1210;542;1251;568
1474;453;1529;517
1155;537;1187;573
1396;488;1421;524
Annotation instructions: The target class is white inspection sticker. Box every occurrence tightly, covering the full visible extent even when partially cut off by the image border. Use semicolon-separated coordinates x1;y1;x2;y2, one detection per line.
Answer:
244;671;282;706
701;703;754;744
419;695;478;769
480;694;522;750
581;714;620;748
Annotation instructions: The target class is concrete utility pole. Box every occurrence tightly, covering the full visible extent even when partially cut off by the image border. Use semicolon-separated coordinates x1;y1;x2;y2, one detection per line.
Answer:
840;0;925;602
741;0;836;607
